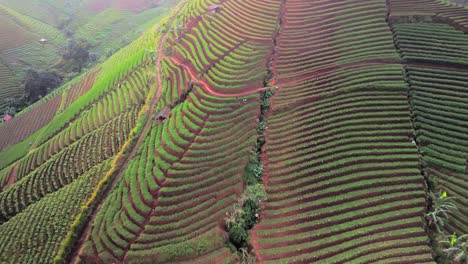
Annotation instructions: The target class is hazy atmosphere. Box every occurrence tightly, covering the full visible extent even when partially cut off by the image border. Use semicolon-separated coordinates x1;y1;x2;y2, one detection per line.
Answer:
0;0;467;263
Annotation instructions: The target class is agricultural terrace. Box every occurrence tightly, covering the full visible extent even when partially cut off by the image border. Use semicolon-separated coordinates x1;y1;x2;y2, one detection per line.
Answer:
0;93;61;152
0;23;158;261
406;66;468;235
79;87;260;263
0;8;42;111
252;0;433;263
0;62;21;111
0;4;66;47
168;0;280;95
0;63;148;221
0;0;65;27
0;162;110;263
76;0;282;262
392;18;468;235
389;0;468;31
394;23;468;66
0;70;101;152
82;0;162;14
0;2;65;110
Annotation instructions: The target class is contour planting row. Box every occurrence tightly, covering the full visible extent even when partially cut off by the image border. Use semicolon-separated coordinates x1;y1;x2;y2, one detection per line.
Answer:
0;107;138;222
74;8;131;48
389;0;468;31
274;0;399;83
0;0;64;27
0;94;61;152
394;22;468;66
61;69;100;110
12;66;147;182
407;66;468;233
273;64;405;109
0;162;109;264
254;87;433;263
27;39;151;152
0;3;66;46
0;10;36;50
160;57;192;106
79;86;261;263
169;0;279;95
0;62;21;112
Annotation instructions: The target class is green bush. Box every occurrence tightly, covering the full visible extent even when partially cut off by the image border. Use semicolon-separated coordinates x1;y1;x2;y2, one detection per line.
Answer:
243;155;263;186
229;223;249;248
242;199;259;229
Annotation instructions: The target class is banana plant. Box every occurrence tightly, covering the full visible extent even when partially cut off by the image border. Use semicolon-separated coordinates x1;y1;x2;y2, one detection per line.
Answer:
441;234;467;264
425;191;458;233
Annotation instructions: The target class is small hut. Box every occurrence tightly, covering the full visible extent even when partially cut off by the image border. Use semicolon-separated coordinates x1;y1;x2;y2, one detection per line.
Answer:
207;4;220;14
2;114;12;122
155;107;171;121
39;38;48;44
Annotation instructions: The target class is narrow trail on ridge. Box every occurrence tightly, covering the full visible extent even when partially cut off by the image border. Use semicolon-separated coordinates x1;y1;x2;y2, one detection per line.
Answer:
167;56;271;97
69;5;186;263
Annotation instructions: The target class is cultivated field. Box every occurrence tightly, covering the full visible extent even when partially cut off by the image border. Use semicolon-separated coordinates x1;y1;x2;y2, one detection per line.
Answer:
0;0;467;263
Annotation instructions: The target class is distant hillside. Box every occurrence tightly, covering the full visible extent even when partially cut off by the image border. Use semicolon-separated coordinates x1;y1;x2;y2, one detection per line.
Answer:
0;0;174;114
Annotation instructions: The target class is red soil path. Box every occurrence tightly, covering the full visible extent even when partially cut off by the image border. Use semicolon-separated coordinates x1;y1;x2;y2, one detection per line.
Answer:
167;56;271;98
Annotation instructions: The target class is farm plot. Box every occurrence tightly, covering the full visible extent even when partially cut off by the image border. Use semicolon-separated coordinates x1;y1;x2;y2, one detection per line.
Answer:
0;62;21;112
254;87;433;263
0;3;66;47
168;0;280;95
0;35;154;222
79;86;261;263
394;22;468;66
389;0;468;31
253;0;433;263
0;107;139;222
406;66;468;234
0;93;61;152
273;0;400;85
73;8;131;49
0;0;64;27
0;162;109;264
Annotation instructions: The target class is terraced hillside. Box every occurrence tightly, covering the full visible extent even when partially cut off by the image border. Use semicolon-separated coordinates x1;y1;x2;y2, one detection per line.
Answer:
392;19;468;235
0;0;467;263
0;0;175;114
250;0;434;263
0;18;159;262
76;0;280;262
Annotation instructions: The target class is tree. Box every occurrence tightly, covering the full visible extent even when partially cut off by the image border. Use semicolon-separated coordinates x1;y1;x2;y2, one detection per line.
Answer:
229;223;249;248
23;70;62;103
62;39;91;73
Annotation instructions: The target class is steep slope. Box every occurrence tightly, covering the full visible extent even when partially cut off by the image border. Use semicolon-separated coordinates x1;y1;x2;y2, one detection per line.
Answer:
390;1;468;235
0;0;467;263
76;0;280;262
250;0;434;263
0;0;175;114
0;13;162;262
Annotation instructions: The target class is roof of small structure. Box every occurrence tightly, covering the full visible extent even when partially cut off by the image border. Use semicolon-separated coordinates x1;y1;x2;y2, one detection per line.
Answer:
156;107;171;119
3;114;12;121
